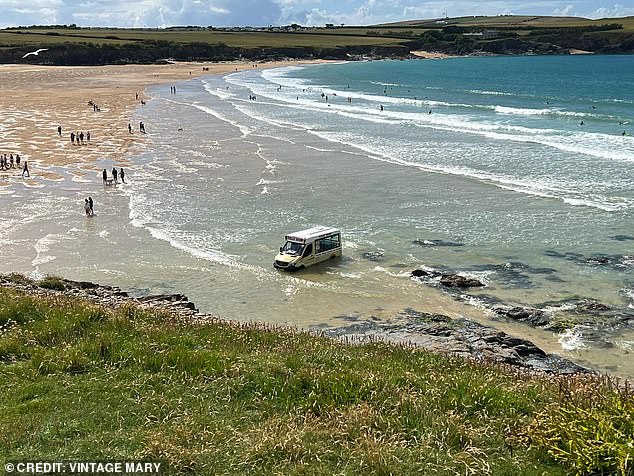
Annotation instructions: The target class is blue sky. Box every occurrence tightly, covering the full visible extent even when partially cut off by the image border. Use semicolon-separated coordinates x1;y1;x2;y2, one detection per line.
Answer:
1;0;633;28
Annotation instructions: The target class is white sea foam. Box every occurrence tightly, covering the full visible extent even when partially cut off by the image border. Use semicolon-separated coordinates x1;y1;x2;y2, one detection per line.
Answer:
189;102;252;137
558;326;587;351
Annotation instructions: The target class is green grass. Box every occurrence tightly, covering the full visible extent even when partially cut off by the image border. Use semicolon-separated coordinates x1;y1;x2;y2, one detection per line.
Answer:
0;283;632;475
0;28;404;48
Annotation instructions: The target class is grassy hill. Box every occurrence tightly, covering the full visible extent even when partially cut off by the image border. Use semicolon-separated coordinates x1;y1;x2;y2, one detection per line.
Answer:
1;15;633;65
0;276;632;475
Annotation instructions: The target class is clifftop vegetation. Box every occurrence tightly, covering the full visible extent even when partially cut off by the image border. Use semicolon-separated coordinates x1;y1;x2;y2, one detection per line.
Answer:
1;15;633;65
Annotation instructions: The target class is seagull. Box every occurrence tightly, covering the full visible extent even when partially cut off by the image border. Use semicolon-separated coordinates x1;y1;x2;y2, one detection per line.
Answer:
22;48;48;58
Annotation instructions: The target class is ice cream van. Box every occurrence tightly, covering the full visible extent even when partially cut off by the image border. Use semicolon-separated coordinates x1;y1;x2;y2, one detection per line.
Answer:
273;226;342;271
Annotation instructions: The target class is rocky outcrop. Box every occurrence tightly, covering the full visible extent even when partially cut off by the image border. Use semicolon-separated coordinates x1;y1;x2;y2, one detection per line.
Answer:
0;275;199;317
322;307;587;374
490;305;550;327
411;269;485;288
439;274;485;288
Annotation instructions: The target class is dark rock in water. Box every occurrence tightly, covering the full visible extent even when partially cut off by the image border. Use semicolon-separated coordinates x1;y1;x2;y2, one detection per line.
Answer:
361;251;384;261
334;314;361;322
411;269;440;278
440;274;484;288
138;293;190;303
586;256;610;265
413;239;464;247
544;250;583;260
75;281;99;289
402;307;451;323
611;235;634;242
491;305;550;327
574;299;611;313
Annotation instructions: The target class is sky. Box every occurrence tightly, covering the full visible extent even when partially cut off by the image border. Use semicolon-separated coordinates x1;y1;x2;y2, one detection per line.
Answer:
0;0;633;29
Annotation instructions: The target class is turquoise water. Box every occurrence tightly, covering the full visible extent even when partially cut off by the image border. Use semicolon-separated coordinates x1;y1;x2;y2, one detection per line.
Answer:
2;55;633;375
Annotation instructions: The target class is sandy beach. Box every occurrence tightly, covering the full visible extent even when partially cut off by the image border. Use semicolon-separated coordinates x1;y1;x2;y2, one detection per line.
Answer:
0;60;319;189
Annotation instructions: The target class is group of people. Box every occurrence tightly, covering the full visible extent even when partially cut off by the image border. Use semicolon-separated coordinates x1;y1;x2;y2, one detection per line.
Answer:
102;167;126;185
1;153;21;169
127;122;146;134
84;197;94;216
69;130;90;145
1;153;29;177
88;100;101;112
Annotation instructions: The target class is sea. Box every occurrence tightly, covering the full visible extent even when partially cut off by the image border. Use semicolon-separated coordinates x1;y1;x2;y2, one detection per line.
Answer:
1;55;633;376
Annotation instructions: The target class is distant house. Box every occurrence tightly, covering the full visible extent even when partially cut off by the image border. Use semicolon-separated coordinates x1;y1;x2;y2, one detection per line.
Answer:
463;29;499;39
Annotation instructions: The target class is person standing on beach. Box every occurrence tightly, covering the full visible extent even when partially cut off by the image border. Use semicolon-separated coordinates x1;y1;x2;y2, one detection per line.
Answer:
58;125;62;136
128;123;132;134
16;154;20;167
84;198;90;216
88;197;94;215
112;167;118;183
22;161;29;178
120;168;125;183
70;132;75;144
102;169;107;184
86;131;91;143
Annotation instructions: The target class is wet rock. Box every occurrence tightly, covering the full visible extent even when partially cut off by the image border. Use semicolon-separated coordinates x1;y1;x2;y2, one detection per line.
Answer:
440;274;485;288
491;305;550;327
610;235;634;241
574;299;611;313
402;307;451;323
322;308;588;374
138;293;190;303
411;269;440;278
361;251;384;261
413;239;464;247
586;256;610;265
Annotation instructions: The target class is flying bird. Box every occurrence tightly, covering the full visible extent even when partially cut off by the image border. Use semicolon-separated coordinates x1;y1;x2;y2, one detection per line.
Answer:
22;48;48;58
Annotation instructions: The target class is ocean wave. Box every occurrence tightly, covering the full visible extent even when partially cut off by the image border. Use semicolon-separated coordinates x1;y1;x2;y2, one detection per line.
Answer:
309;128;631;212
189;102;253;137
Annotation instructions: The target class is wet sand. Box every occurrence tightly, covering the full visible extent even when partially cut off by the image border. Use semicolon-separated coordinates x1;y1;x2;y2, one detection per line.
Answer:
0;61;322;189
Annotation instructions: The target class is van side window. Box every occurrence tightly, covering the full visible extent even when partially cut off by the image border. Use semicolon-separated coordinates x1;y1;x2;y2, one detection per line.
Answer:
315;233;341;254
303;243;313;257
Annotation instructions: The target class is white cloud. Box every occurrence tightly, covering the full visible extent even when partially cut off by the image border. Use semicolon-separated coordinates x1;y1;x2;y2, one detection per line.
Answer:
587;3;634;18
0;0;632;29
552;4;576;16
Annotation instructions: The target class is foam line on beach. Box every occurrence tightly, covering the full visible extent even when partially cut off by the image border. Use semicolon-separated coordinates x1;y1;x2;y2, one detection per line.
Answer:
222;75;634;164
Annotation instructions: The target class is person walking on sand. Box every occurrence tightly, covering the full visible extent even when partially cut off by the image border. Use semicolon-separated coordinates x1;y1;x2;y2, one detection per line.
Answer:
102;169;107;184
88;196;94;215
16;154;20;167
86;131;90;143
128;123;132;134
120;168;125;183
112;167;118;183
58;125;62;136
84;198;91;216
22;161;29;178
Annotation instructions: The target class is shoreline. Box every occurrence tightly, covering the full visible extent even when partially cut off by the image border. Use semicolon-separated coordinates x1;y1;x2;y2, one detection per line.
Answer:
0;60;328;189
2;58;628;380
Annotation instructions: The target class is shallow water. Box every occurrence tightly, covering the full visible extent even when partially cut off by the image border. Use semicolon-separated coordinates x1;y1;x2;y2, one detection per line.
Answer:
1;56;633;377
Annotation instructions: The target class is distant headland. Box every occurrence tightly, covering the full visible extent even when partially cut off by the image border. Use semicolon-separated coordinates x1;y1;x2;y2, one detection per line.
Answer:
1;15;633;65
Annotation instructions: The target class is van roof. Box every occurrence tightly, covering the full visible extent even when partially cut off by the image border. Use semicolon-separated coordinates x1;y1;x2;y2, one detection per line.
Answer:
285;226;340;243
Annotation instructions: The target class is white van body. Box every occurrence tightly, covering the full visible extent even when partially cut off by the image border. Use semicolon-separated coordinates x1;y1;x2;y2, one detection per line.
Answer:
274;226;342;271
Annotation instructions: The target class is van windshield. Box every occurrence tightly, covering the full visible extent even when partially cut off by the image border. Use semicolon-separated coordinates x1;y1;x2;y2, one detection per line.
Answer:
282;241;305;255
